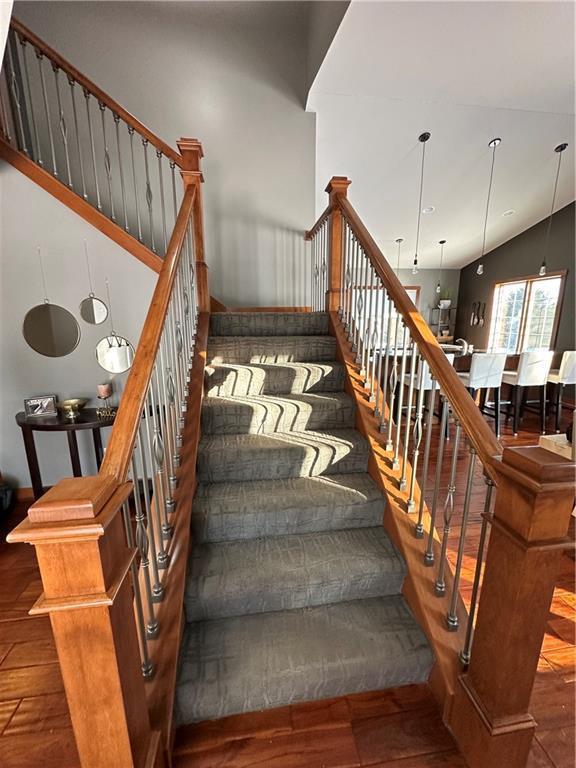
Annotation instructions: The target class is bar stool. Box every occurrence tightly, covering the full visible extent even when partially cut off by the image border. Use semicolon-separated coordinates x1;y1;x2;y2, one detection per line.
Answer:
457;352;507;437
404;354;455;430
501;349;554;436
547;351;576;433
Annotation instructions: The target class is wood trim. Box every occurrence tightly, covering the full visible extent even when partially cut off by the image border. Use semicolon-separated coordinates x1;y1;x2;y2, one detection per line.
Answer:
335;193;502;478
10;18;183;166
329;311;467;716
210;295;228;312
305;204;332;240
0;138;163;274
101;186;196;481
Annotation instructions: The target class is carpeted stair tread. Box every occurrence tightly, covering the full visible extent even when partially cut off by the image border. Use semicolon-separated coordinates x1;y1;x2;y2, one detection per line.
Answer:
192;473;384;543
210;312;329;337
176;595;434;723
207;335;336;364
204;361;346;397
201;392;355;435
185;527;405;622
197;428;369;483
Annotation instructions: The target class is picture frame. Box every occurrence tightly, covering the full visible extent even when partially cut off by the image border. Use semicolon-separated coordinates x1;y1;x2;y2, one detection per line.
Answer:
24;394;58;418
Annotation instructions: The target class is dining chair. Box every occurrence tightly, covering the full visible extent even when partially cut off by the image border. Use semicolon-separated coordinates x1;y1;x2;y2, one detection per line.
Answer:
502;349;554;436
403;354;455;434
457;352;507;436
547;351;576;433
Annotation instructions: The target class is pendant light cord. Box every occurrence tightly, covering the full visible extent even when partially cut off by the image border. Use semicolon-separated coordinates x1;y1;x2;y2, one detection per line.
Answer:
105;277;116;334
84;240;95;295
37;247;49;303
414;141;427;258
480;143;498;259
542;149;564;266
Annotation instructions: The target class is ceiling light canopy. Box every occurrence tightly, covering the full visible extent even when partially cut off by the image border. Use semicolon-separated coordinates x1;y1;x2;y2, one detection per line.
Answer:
395;237;404;276
502;209;516;217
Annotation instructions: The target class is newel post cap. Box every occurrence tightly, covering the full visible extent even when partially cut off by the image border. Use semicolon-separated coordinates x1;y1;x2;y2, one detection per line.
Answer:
325;176;351;200
177;137;204;177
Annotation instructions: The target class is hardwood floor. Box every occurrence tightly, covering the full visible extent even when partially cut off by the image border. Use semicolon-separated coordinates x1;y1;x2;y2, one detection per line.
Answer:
0;408;573;767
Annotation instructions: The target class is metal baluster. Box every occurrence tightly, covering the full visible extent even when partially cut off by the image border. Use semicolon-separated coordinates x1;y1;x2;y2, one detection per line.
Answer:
157;150;168;254
368;274;380;400
434;421;462;595
415;377;438;537
407;362;426;511
339;220;346;317
461;475;494;663
142;389;170;567
142;142;155;252
135;426;164;599
0;77;12;142
379;296;394;432
400;340;418;489
320;220;327;310
356;252;368;364
68;78;86;197
99;102;115;220
343;227;351;328
53;66;72;186
447;445;477;630
385;314;400;450
149;369;174;531
6;39;28;155
170;160;178;229
114;114;129;230
121;501;154;678
130;454;159;638
19;36;41;163
38;52;58;173
392;326;410;469
128;127;142;240
161;333;179;476
424;396;450;564
313;232;319;311
83;89;101;208
363;266;375;387
374;287;386;418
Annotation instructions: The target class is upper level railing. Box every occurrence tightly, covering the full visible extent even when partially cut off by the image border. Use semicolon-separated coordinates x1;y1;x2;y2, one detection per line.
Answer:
306;177;575;768
1;18;183;257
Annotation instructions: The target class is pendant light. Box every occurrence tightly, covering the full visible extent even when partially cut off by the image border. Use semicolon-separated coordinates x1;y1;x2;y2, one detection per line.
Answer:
436;239;446;294
476;137;501;276
395;237;404;276
539;142;568;277
412;132;431;275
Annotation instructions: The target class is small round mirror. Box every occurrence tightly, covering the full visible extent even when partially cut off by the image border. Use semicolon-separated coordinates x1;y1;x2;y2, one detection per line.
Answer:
80;295;108;325
23;303;81;357
96;333;135;373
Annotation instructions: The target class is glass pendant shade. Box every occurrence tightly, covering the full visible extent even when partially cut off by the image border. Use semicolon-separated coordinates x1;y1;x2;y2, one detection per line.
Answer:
539;262;547;277
477;264;484;275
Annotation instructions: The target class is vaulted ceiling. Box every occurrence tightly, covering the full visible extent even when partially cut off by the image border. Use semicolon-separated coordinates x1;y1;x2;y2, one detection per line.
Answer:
308;1;575;269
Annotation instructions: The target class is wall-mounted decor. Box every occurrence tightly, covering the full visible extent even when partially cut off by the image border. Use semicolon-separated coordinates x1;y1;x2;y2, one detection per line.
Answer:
24;394;58;418
79;240;108;325
23;248;81;358
95;278;134;374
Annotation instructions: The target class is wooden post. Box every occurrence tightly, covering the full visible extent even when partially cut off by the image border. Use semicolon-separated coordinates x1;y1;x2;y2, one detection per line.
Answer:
449;446;575;768
7;477;163;768
325;176;351;312
177;137;209;312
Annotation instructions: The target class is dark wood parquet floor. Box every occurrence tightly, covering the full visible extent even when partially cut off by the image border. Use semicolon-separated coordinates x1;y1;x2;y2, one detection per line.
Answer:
0;408;573;768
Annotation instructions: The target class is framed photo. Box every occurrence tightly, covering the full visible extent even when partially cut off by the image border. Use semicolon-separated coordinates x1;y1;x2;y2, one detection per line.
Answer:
24;395;58;418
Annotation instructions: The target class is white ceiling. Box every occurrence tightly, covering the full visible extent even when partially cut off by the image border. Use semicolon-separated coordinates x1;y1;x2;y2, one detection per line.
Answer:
307;0;575;270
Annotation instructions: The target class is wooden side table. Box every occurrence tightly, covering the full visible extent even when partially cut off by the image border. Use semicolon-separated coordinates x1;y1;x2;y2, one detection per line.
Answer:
16;408;116;500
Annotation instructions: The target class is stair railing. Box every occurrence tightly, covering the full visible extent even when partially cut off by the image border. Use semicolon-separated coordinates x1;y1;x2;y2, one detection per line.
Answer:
1;18;183;263
306;177;575;768
8;142;210;768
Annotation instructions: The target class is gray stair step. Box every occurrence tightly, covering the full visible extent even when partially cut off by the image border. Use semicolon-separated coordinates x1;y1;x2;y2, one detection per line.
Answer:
210;312;329;337
204;361;346;397
201;392;355;436
185;527;405;622
197;428;369;483
192;473;384;543
176;595;434;723
207;335;336;364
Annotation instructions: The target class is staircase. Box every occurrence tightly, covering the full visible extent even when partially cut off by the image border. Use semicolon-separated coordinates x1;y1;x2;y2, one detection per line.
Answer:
175;311;433;724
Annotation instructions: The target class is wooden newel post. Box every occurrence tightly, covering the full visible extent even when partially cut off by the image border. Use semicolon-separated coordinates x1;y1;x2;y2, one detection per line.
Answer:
325;176;351;312
177;137;209;313
7;477;163;768
449;446;576;768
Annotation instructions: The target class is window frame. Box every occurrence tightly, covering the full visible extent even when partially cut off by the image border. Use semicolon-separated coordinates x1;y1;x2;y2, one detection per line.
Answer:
486;269;567;353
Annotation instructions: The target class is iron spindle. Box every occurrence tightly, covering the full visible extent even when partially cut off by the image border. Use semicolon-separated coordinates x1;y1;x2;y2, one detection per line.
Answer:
53;66;72;186
400;340;418;490
113;114;129;230
424;396;450;564
373;287;386;418
142;388;169;567
142;138;155;251
38;51;57;173
83;89;101;209
19;37;41;163
136;426;164;599
130;454;159;638
6;39;28;155
379;297;394;432
407;363;426;511
157;150;168;254
434;421;462;596
128;126;143;240
392;326;410;469
415;378;438;537
68;78;86;197
385;314;400;450
99;103;115;220
0;76;12;142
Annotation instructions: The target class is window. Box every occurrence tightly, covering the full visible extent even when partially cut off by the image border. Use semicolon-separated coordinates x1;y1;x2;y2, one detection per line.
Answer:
488;274;564;353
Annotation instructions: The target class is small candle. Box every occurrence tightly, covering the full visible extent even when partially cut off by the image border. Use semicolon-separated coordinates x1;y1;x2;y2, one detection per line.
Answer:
97;382;112;399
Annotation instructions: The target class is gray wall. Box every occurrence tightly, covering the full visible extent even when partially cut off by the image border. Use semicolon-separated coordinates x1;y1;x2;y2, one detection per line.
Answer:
455;202;575;354
14;1;317;307
397;268;461;332
0;164;156;488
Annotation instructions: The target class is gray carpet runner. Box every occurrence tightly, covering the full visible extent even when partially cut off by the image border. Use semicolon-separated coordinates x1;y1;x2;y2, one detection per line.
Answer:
176;311;433;724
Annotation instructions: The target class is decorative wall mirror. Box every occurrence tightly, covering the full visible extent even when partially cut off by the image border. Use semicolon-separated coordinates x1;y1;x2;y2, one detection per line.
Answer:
79;240;108;325
95;278;134;373
23;248;81;358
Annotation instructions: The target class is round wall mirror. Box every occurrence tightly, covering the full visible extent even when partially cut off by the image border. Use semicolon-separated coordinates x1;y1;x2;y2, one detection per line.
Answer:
79;295;108;325
96;334;135;373
23;303;81;357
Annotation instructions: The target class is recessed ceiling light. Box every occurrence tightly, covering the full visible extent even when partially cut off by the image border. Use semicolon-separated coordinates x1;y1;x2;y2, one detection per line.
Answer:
422;206;435;214
502;209;516;217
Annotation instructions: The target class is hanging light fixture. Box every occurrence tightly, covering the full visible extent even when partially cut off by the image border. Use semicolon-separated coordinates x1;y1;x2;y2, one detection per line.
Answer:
436;239;446;294
539;142;568;277
476;137;501;276
413;132;431;275
395;237;404;275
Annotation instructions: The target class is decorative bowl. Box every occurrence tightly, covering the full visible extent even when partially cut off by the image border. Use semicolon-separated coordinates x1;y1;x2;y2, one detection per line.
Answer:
58;398;88;420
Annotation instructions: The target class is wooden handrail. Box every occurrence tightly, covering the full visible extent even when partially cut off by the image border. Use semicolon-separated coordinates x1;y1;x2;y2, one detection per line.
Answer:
305;203;332;240
335;193;502;476
101;184;196;481
11;17;183;166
